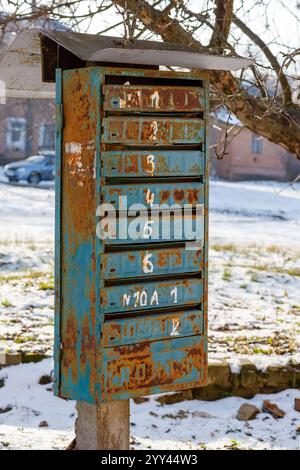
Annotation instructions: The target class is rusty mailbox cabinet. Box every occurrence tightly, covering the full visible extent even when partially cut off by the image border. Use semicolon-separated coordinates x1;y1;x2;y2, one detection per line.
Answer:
54;65;209;403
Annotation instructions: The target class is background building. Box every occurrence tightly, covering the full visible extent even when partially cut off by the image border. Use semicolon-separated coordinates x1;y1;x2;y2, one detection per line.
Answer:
0;98;55;165
210;108;300;181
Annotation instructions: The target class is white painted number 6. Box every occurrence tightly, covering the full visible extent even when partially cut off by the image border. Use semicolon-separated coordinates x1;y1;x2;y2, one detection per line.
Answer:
143;251;154;274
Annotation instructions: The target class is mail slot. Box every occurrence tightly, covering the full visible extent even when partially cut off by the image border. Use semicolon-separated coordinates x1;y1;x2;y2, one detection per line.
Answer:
100;310;204;347
102;117;205;144
101;150;204;178
101;278;203;314
102;85;205;112
55;66;209;403
101;246;203;280
101;182;204;208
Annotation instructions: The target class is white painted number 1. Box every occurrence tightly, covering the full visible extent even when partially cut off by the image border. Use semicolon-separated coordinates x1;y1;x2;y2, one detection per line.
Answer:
170;286;178;304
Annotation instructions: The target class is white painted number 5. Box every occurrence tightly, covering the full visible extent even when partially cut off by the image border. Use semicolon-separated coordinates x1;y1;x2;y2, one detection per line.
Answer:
143;220;154;239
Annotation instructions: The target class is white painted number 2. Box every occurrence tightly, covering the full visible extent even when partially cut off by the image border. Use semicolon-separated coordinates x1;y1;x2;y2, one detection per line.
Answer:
171;318;180;336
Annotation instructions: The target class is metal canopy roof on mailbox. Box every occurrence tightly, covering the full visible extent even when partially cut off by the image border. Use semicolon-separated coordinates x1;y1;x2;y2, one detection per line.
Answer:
0;29;253;99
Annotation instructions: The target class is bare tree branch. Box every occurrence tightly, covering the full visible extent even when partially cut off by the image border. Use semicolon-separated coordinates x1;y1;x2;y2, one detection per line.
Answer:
232;13;293;106
209;0;234;49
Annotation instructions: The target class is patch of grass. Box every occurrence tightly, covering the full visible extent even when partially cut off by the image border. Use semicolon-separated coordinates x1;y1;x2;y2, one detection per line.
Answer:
38;279;54;291
251;264;300;277
265;245;283;254
0;271;52;283
240;283;248;289
199;443;207;450
1;299;13;308
222;268;232;282
225;439;241;450
292;305;300;312
212;243;238;253
252;347;272;355
14;336;36;344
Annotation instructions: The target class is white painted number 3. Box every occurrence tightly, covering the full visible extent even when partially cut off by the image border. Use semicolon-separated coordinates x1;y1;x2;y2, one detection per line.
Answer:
146;154;155;175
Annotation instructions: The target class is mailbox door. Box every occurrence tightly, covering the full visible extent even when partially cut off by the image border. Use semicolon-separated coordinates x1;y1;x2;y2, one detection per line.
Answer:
55;67;209;403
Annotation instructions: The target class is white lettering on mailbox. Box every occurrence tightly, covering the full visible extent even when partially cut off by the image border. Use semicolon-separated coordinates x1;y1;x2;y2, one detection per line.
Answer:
149;120;158;141
146;155;155;175
170;286;178;304
143;252;154;274
170;318;180;336
145;189;155;205
122;287;178;309
143;220;154;239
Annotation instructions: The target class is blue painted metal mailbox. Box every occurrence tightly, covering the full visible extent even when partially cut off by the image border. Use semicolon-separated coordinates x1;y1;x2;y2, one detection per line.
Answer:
49;33;251;403
55;67;208;402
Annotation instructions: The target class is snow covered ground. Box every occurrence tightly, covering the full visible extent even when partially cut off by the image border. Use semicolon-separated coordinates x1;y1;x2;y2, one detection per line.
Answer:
0;178;299;364
0;359;300;450
0;176;300;449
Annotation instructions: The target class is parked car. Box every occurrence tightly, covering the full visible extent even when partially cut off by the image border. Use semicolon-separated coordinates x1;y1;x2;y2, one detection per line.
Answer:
3;152;55;184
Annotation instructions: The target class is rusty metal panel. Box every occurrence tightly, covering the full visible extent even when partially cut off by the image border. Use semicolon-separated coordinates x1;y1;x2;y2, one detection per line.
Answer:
101;246;203;280
101;150;204;177
102;117;205;145
101;182;204;208
103;85;205;112
101;310;203;347
100;335;207;401
56;67;101;403
101;278;203;314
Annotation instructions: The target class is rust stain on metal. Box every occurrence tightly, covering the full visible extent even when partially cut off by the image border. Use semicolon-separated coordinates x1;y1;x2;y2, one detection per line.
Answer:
174;189;185;202
103;85;205;112
160;190;170;202
103;337;205;398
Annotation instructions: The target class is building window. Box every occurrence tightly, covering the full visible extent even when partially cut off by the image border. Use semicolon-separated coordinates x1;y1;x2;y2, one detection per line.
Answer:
39;123;55;150
252;134;263;154
6;117;26;151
